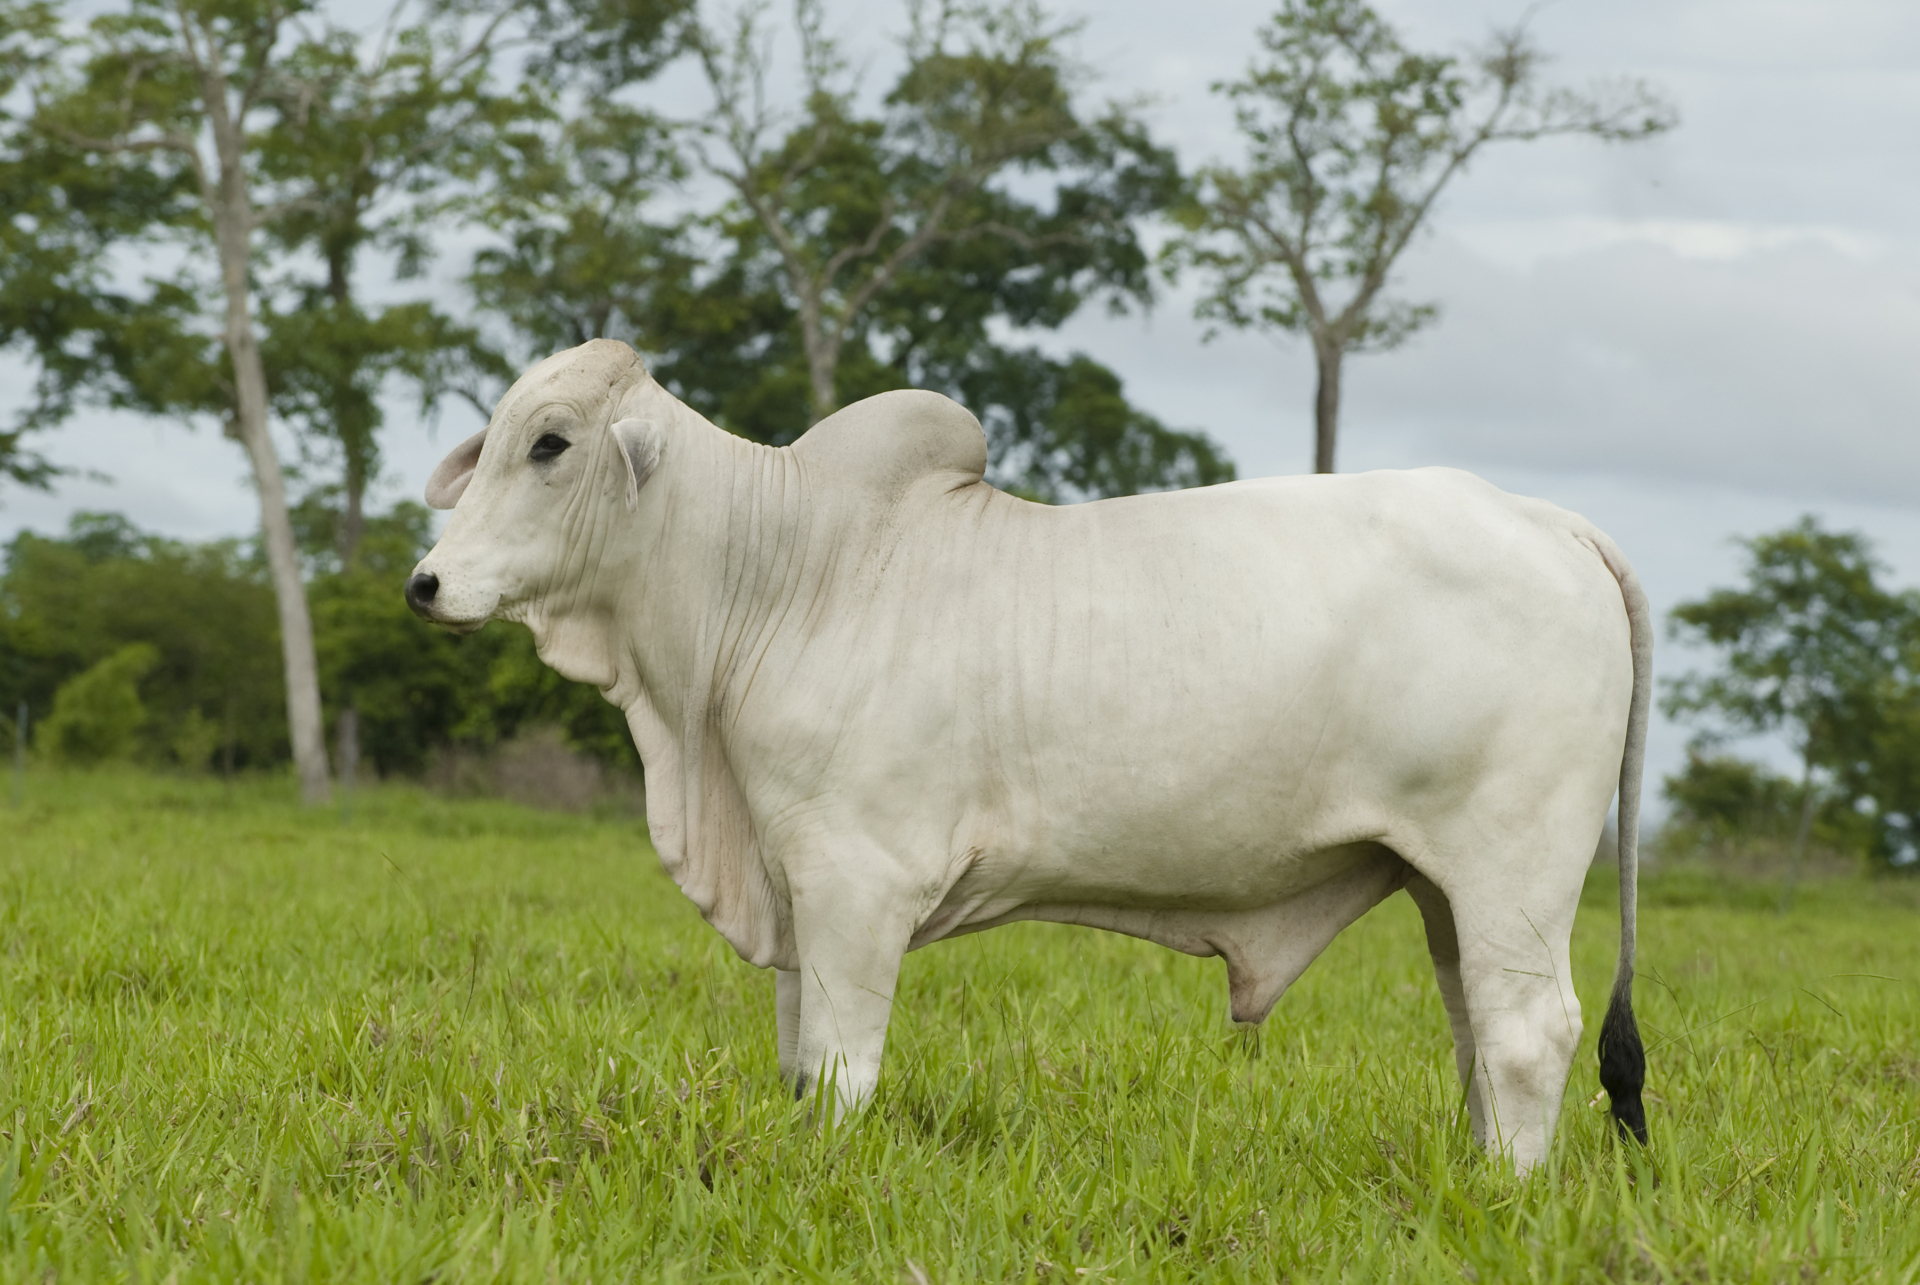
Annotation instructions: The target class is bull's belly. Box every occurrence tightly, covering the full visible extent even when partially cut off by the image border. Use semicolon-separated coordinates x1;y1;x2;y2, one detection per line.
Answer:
915;823;1388;948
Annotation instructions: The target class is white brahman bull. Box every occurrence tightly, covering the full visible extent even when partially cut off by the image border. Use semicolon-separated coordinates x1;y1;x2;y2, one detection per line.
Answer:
407;339;1651;1172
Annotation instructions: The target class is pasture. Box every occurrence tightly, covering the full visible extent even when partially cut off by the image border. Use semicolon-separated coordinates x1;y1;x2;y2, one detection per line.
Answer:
2;770;1917;1282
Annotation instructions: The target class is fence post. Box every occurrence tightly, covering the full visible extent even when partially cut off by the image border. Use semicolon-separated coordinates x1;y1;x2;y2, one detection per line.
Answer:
338;703;358;825
12;700;24;808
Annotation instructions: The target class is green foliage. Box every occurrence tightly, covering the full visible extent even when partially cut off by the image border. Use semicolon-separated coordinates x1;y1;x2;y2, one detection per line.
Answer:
466;98;699;354
169;706;221;770
1662;517;1920;866
2;769;1919;1279
1664;518;1907;756
0;507;635;779
0;0;201;486
520;0;693;92
9;0;1233;511
301;501;637;777
34;641;159;763
962;351;1235;501
0;0;278;432
265;299;505;553
1174;0;1673;340
306;502;474;775
0;512;285;769
1659;749;1873;865
0;0;514;521
470;0;1231;502
252;3;523;556
1663;751;1802;840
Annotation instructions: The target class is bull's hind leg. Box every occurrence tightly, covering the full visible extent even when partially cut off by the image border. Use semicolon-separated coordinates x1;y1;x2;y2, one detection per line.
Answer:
1405;874;1485;1137
1446;870;1587;1174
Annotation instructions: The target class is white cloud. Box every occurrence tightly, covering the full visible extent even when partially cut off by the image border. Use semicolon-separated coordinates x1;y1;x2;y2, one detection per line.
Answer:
1448;217;1893;269
1355;236;1920;502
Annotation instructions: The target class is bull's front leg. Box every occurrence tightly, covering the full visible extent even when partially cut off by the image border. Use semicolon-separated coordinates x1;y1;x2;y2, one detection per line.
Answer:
774;968;802;1083
786;856;916;1119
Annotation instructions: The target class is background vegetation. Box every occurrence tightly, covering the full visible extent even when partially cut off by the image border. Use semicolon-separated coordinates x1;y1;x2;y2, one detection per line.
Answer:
0;505;632;780
0;0;1679;804
2;770;1916;1282
1658;518;1920;876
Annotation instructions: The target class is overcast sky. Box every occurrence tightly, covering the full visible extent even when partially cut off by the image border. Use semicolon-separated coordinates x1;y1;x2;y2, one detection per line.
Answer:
4;0;1918;802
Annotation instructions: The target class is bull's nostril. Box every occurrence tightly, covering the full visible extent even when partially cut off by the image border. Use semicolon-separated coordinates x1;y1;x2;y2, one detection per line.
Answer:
405;571;440;613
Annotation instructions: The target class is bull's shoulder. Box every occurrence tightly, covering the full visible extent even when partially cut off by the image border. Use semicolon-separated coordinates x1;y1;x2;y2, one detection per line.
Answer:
790;390;988;499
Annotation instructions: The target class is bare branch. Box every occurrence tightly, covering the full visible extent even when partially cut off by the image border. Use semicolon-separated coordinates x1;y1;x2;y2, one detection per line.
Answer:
820;195;901;282
34;118;196;157
835;188;955;326
254;193;328;225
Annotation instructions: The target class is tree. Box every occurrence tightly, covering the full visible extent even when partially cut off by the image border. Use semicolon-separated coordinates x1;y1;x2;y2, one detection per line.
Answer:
253;3;532;569
1168;0;1675;473
1859;672;1920;869
3;0;529;802
466;95;706;360
8;0;340;801
688;0;1171;418
1663;517;1918;890
0;0;58;490
0;0;190;493
453;0;694;370
957;351;1231;502
472;0;1231;500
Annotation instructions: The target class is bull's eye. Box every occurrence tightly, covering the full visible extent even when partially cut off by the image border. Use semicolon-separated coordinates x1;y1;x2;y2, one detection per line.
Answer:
529;433;571;463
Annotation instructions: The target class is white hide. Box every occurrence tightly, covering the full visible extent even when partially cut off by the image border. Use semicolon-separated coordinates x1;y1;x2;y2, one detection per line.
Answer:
413;339;1650;1173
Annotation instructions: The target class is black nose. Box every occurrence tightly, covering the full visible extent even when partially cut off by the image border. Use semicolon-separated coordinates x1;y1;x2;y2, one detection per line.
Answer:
405;571;439;615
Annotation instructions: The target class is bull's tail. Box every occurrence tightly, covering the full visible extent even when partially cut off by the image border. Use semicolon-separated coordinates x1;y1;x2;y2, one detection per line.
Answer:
1585;529;1652;1146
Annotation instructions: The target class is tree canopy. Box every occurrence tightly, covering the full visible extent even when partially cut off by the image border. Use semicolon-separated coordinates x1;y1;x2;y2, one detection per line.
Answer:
1663;517;1920;871
469;0;1233;501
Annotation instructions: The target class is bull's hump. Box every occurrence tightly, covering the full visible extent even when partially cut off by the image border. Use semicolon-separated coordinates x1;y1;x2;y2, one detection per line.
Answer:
791;390;988;497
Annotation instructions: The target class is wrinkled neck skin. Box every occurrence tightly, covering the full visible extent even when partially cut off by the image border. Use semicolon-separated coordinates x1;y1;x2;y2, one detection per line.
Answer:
542;381;814;967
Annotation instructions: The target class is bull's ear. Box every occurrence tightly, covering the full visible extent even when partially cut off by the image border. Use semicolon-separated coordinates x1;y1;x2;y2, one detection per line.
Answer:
611;418;661;511
425;428;487;510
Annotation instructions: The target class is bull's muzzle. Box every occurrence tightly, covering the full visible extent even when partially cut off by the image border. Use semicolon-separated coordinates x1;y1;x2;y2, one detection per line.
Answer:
404;571;440;618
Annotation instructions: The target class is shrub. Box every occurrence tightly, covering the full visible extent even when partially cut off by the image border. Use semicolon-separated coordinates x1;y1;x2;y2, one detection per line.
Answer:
1659;749;1874;870
37;643;160;765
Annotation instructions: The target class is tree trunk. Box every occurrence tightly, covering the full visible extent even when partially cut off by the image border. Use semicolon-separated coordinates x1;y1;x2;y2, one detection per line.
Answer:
327;242;367;569
1313;339;1342;474
206;84;331;805
341;444;366;568
227;285;332;805
804;331;838;424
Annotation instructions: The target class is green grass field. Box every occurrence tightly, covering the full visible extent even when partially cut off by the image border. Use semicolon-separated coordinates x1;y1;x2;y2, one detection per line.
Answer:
2;770;1917;1283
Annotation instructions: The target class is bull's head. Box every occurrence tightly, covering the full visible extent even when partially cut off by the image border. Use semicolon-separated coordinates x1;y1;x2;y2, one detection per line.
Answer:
406;340;666;687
